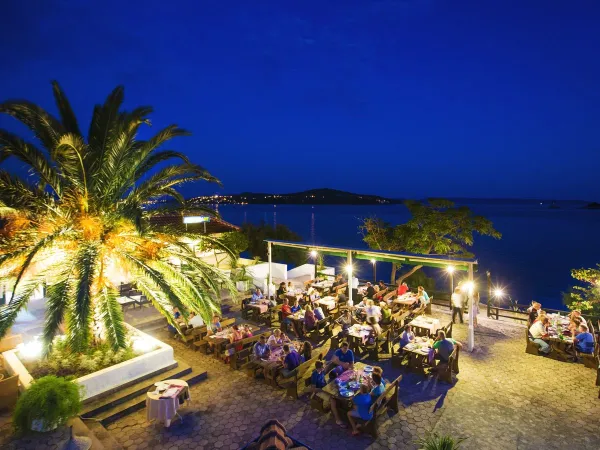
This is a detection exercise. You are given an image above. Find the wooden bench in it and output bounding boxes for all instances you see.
[182,325,207,347]
[197,317,237,353]
[282,353,323,399]
[357,329,391,361]
[0,375,19,411]
[353,375,401,438]
[382,290,396,304]
[304,318,333,342]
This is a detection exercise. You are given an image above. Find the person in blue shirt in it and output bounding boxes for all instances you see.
[370,372,386,399]
[291,298,302,314]
[280,344,302,378]
[310,360,327,389]
[332,342,354,370]
[574,324,595,355]
[347,384,373,435]
[251,289,264,302]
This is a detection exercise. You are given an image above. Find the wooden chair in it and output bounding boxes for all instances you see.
[0,375,19,411]
[390,326,408,368]
[436,346,460,384]
[305,318,332,342]
[229,332,271,370]
[354,375,401,438]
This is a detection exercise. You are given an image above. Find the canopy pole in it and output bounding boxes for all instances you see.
[267,242,272,298]
[347,250,353,306]
[467,263,475,352]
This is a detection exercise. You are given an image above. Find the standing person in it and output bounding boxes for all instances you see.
[472,291,480,327]
[365,282,376,299]
[365,300,382,323]
[527,302,542,324]
[451,287,464,324]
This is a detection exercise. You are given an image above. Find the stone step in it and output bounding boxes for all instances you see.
[81,362,191,418]
[85,369,208,427]
[86,420,124,450]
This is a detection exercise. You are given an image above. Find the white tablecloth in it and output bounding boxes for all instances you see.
[409,317,441,334]
[146,379,190,426]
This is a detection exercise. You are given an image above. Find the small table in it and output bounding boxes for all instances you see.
[403,337,433,375]
[146,379,190,427]
[322,363,373,412]
[288,312,306,337]
[257,340,303,386]
[409,316,441,336]
[316,297,337,311]
[346,324,372,352]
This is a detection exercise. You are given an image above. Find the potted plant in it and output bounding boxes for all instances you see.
[231,263,255,292]
[416,433,466,450]
[13,375,83,433]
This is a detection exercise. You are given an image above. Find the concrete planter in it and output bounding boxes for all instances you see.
[2,323,175,402]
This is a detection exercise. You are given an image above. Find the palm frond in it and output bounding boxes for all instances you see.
[95,283,126,350]
[51,81,81,136]
[0,275,44,339]
[67,243,98,352]
[0,100,63,150]
[43,272,74,353]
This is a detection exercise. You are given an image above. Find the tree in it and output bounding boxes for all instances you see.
[562,265,600,315]
[361,199,501,284]
[0,82,236,354]
[205,231,248,268]
[241,222,305,266]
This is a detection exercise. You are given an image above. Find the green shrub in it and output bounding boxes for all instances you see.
[13,376,83,434]
[416,433,466,450]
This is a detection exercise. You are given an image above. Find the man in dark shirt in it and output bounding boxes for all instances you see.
[528,302,542,323]
[365,282,376,299]
[280,344,302,378]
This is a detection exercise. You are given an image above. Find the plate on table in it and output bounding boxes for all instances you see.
[339,389,353,398]
[348,381,360,390]
[363,366,374,373]
[337,381,348,389]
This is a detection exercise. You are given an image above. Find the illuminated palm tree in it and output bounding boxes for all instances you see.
[0,82,236,353]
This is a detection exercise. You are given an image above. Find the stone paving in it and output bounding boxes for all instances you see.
[1,307,599,450]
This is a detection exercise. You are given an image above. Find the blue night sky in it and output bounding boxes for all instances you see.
[1,0,599,200]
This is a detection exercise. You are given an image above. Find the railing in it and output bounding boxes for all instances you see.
[486,300,600,325]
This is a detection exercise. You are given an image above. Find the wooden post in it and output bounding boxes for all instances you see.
[267,242,272,298]
[467,263,475,352]
[347,251,353,307]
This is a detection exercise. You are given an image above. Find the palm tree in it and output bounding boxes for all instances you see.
[0,82,236,353]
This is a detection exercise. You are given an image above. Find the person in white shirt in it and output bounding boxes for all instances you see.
[451,287,464,324]
[188,311,205,328]
[529,316,551,354]
[365,300,382,323]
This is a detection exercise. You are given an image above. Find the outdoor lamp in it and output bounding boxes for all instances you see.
[462,281,474,294]
[370,259,376,264]
[345,264,353,275]
[310,250,317,258]
[446,266,455,274]
[493,288,504,298]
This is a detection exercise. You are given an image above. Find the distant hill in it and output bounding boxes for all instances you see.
[189,188,401,205]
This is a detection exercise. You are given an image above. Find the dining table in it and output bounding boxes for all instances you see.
[322,362,372,401]
[408,316,442,336]
[345,324,373,352]
[205,323,260,354]
[258,340,304,386]
[247,299,271,314]
[315,296,337,311]
[392,292,418,307]
[146,379,190,427]
[402,336,434,375]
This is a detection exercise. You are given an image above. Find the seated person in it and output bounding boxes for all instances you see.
[362,316,383,346]
[568,317,582,335]
[313,305,325,321]
[276,282,287,299]
[380,302,392,324]
[300,341,312,362]
[569,310,588,327]
[347,384,373,435]
[241,324,253,339]
[336,309,354,336]
[365,282,376,299]
[303,305,317,334]
[251,289,264,302]
[432,330,459,363]
[291,298,302,313]
[370,372,386,399]
[188,311,205,328]
[574,324,594,355]
[417,286,430,305]
[167,307,182,334]
[529,316,551,355]
[310,360,327,389]
[400,325,416,348]
[527,301,542,323]
[365,300,382,323]
[267,329,289,348]
[253,334,270,360]
[397,282,409,296]
[281,298,293,326]
[331,341,354,371]
[207,315,222,334]
[279,344,302,378]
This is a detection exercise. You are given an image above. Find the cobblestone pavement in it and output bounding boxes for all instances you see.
[2,307,599,450]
